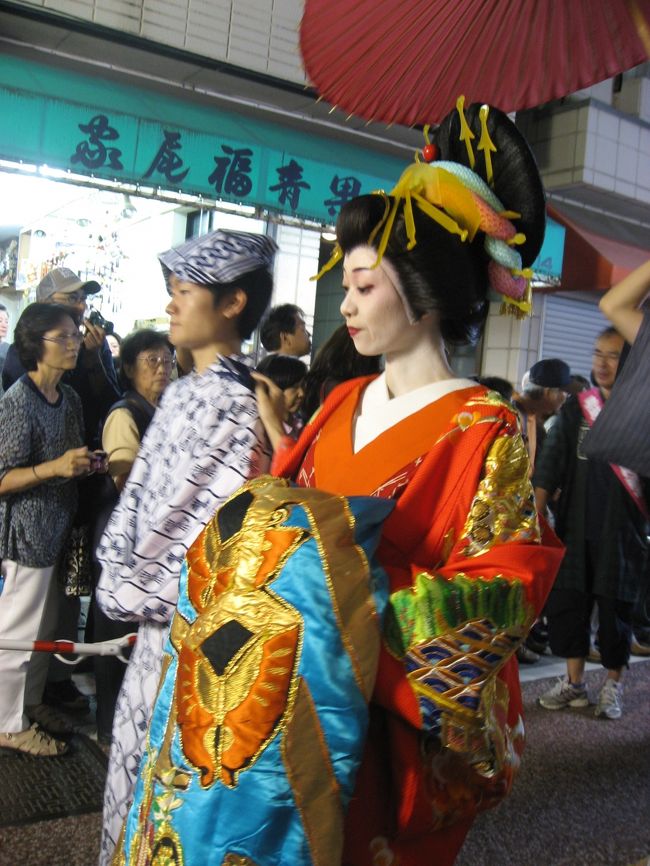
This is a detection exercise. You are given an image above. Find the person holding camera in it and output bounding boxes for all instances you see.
[0,303,97,755]
[2,268,121,716]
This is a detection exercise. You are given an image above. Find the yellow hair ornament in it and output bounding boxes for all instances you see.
[456,96,476,169]
[500,279,532,319]
[507,233,527,246]
[478,105,497,187]
[312,244,342,281]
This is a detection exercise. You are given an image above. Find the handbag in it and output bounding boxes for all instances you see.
[59,524,93,597]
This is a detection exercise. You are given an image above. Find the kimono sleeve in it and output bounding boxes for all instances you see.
[383,425,563,757]
[96,387,270,624]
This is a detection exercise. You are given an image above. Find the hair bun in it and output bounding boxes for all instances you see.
[433,103,546,268]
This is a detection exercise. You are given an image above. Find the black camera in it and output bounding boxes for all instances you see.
[88,309,114,335]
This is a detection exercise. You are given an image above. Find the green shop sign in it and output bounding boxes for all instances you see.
[0,56,406,225]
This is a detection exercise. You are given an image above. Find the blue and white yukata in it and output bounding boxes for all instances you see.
[96,354,270,866]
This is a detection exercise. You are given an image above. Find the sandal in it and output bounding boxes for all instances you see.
[0,723,69,756]
[27,703,76,735]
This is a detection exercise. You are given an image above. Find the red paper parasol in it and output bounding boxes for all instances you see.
[300,0,650,126]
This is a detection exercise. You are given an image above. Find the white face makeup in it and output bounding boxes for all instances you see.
[340,245,415,357]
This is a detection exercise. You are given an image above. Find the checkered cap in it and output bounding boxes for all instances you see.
[158,229,278,290]
[36,267,101,302]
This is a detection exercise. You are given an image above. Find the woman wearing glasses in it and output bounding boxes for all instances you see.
[92,329,174,745]
[0,303,89,756]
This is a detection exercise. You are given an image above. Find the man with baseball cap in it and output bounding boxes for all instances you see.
[2,266,121,716]
[513,358,572,664]
[515,358,572,471]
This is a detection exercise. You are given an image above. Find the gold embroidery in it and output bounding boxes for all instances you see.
[221,854,260,866]
[281,678,344,866]
[460,432,539,556]
[169,483,308,789]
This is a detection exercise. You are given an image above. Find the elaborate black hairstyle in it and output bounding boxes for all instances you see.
[334,101,546,345]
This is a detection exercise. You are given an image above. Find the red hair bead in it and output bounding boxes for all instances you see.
[422,143,438,162]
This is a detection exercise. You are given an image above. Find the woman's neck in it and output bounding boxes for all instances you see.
[28,366,63,403]
[383,332,455,398]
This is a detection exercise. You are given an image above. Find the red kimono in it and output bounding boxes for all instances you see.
[273,377,564,866]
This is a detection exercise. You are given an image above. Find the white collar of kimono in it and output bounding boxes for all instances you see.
[353,372,477,454]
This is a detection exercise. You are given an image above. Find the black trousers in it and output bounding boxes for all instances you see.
[546,587,633,670]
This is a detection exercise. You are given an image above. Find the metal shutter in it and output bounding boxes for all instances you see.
[540,295,610,379]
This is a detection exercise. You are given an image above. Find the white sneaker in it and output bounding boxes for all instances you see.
[538,676,589,710]
[595,679,623,720]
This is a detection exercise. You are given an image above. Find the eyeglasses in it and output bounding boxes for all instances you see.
[51,292,87,305]
[42,332,83,346]
[593,350,621,362]
[138,353,175,370]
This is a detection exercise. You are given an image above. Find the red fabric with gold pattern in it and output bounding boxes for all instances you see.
[273,376,564,866]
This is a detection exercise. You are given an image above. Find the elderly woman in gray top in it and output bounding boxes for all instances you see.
[0,302,90,756]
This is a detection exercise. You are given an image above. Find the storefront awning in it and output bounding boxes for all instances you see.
[0,55,406,225]
[548,201,650,292]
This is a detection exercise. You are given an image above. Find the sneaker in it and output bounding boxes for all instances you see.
[538,676,589,710]
[0,723,68,756]
[26,703,76,735]
[43,679,90,712]
[595,679,623,720]
[516,644,540,664]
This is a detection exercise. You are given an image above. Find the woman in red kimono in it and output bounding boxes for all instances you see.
[257,100,564,866]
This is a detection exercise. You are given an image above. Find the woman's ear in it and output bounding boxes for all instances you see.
[122,362,135,381]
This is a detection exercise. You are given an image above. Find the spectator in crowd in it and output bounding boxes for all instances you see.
[535,326,649,720]
[514,358,571,472]
[259,303,311,357]
[105,332,122,378]
[2,267,121,715]
[91,329,174,745]
[95,229,275,866]
[0,303,9,386]
[255,353,307,439]
[105,332,122,360]
[0,303,89,755]
[300,323,382,421]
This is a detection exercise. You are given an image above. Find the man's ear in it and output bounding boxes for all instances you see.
[220,288,248,320]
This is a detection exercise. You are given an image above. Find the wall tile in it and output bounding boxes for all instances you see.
[596,109,620,141]
[482,348,509,379]
[619,117,641,151]
[616,143,638,184]
[614,179,636,198]
[485,312,513,348]
[594,136,617,175]
[593,170,616,191]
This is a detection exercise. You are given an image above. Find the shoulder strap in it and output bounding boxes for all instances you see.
[107,391,156,441]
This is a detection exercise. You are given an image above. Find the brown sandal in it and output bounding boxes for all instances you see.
[0,723,69,756]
